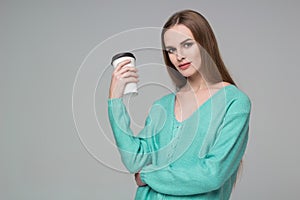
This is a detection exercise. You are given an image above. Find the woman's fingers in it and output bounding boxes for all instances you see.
[134,173,147,187]
[115,59,131,72]
[120,71,139,79]
[114,66,138,81]
[124,77,139,83]
[118,66,138,74]
[113,63,137,79]
[109,59,138,99]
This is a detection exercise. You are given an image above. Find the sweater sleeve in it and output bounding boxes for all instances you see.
[107,98,153,173]
[140,106,251,195]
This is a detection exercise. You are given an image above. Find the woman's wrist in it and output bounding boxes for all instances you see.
[108,93,121,99]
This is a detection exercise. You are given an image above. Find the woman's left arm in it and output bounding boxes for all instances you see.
[139,109,251,196]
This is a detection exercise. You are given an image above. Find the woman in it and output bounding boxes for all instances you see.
[108,9,251,200]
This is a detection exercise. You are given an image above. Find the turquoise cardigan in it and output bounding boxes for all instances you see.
[108,85,251,199]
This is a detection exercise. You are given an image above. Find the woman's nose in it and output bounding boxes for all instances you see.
[176,51,185,61]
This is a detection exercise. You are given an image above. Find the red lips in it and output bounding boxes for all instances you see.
[178,62,191,70]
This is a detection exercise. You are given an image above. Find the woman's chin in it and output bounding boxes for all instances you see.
[180,71,199,79]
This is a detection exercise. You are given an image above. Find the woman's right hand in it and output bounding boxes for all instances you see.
[109,59,139,99]
[135,172,147,187]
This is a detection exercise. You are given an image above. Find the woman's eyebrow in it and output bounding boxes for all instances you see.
[180,38,193,44]
[165,38,193,48]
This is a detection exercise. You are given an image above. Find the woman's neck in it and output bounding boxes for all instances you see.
[184,73,207,92]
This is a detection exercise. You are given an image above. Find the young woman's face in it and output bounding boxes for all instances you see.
[164,24,202,78]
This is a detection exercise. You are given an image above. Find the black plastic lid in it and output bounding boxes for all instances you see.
[111,52,135,65]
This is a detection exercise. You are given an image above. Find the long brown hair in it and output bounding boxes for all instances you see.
[161,9,236,89]
[161,9,243,184]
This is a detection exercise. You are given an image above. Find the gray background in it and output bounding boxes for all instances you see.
[1,0,300,199]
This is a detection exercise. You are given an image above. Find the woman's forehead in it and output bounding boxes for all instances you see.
[164,24,195,46]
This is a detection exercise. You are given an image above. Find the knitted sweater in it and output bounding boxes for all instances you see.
[108,85,251,200]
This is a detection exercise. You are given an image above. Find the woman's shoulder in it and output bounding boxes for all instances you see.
[145,93,174,117]
[224,84,251,114]
[152,92,175,106]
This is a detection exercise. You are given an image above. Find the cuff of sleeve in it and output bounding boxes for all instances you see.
[108,97,123,107]
[140,172,147,184]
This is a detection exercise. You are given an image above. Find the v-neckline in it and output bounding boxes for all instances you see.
[171,84,234,124]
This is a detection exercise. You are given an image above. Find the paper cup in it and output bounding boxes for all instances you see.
[111,52,138,95]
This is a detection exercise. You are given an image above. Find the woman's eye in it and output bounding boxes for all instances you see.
[166,48,175,54]
[183,42,193,48]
